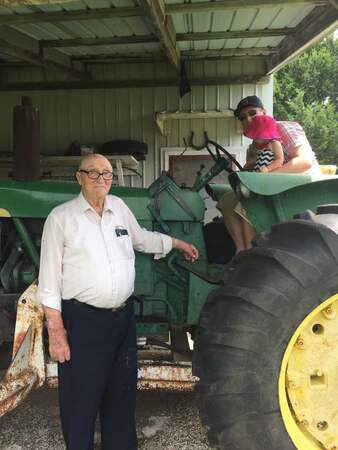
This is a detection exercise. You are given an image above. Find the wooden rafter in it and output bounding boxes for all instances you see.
[138,0,180,71]
[267,5,338,72]
[327,0,338,8]
[0,0,74,4]
[40,28,293,50]
[0,40,86,79]
[0,27,86,79]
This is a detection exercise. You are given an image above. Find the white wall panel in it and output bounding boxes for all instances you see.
[0,59,273,187]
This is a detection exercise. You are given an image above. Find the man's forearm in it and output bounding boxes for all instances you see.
[43,305,65,331]
[43,305,71,362]
[272,156,311,173]
[171,237,199,262]
[264,157,284,172]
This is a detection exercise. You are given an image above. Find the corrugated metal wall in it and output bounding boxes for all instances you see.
[0,59,273,187]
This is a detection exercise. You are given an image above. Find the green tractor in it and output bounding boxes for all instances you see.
[1,137,338,450]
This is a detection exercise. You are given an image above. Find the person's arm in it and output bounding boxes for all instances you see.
[121,201,199,261]
[243,144,256,170]
[171,237,198,262]
[37,213,70,363]
[43,306,70,363]
[260,140,284,173]
[270,144,311,173]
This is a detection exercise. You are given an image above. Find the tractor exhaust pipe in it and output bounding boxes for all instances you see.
[13,96,41,182]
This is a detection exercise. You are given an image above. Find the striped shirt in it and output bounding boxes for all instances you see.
[277,121,320,174]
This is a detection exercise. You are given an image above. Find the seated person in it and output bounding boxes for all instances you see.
[218,95,320,253]
[243,114,284,173]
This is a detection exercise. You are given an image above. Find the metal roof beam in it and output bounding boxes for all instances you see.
[0,26,87,79]
[40,35,158,49]
[70,48,274,63]
[138,0,180,71]
[183,47,278,58]
[177,28,294,40]
[166,0,328,14]
[267,5,338,72]
[0,75,270,91]
[40,28,293,50]
[0,6,144,26]
[0,1,329,27]
[0,39,86,78]
[70,54,265,64]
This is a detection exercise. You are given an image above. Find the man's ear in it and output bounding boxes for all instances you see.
[75,171,82,185]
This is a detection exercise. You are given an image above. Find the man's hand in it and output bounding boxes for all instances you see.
[48,327,71,363]
[44,306,71,363]
[172,238,199,262]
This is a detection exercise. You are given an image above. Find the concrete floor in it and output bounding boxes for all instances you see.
[0,387,212,450]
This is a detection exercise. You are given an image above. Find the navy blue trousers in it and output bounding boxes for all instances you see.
[58,298,137,450]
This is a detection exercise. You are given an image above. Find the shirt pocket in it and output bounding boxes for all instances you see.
[115,233,134,260]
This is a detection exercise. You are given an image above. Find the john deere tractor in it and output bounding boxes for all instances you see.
[1,136,338,450]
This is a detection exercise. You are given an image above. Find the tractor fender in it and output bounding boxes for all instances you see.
[232,171,338,197]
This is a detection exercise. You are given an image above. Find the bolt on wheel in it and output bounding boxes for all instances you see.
[280,294,338,450]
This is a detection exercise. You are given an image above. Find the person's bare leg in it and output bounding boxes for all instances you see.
[242,219,256,249]
[223,212,247,253]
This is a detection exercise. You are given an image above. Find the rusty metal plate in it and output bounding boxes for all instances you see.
[46,359,199,391]
[0,282,45,418]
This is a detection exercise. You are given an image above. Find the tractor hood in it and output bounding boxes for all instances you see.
[0,180,151,219]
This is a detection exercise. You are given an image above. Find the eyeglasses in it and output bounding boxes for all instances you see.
[78,169,113,180]
[238,109,259,122]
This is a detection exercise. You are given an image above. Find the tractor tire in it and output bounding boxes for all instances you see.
[195,216,338,450]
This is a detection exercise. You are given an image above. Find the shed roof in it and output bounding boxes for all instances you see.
[0,0,336,87]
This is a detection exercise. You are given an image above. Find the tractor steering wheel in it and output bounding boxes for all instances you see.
[188,131,244,172]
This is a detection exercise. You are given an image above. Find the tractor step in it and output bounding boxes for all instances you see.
[45,359,198,392]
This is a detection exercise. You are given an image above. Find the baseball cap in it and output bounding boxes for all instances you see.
[233,95,264,118]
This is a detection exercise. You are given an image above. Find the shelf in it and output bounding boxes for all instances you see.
[155,110,235,136]
[0,154,139,169]
[0,154,139,185]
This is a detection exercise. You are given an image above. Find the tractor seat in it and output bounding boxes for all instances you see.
[320,165,337,175]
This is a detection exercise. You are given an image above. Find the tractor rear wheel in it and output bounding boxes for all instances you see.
[196,217,338,450]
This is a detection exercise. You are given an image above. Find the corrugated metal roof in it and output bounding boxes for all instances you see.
[0,0,325,55]
[0,0,336,79]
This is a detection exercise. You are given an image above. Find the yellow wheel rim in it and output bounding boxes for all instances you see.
[279,294,338,450]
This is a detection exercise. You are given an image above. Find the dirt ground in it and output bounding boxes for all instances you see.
[0,387,212,450]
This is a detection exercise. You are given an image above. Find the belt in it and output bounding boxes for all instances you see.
[67,298,127,312]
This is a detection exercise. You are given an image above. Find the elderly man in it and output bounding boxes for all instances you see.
[37,153,198,450]
[218,95,320,252]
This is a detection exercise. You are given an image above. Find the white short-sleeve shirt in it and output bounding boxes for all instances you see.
[37,192,172,311]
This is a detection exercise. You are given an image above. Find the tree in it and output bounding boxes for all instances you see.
[274,35,338,164]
